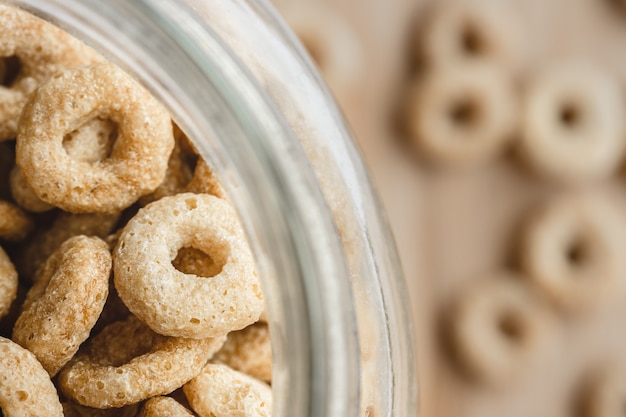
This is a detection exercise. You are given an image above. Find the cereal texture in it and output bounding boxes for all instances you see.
[214,322,272,383]
[0,246,17,320]
[0,200,33,241]
[0,4,102,141]
[184,363,272,417]
[12,235,111,376]
[0,336,64,416]
[16,61,175,213]
[186,159,226,199]
[58,315,226,408]
[114,193,264,339]
[9,166,54,213]
[138,396,195,417]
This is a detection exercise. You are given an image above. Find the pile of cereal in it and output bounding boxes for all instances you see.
[0,5,271,416]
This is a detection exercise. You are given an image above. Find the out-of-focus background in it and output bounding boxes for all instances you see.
[271,0,626,416]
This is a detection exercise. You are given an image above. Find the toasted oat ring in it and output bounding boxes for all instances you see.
[139,397,195,417]
[184,363,272,417]
[0,200,33,241]
[518,63,626,183]
[58,315,226,409]
[213,322,272,383]
[114,193,264,338]
[419,0,525,70]
[16,61,175,213]
[406,62,517,166]
[520,194,625,312]
[447,273,551,384]
[0,5,102,141]
[12,235,111,376]
[63,401,139,417]
[0,336,64,416]
[0,246,17,319]
[186,159,226,199]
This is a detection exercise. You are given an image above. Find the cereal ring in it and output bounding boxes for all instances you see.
[58,315,226,409]
[0,199,33,241]
[139,397,195,417]
[520,193,625,312]
[0,336,64,416]
[184,363,272,417]
[63,401,140,417]
[16,211,119,281]
[186,159,226,199]
[16,61,175,213]
[406,62,517,166]
[0,246,17,320]
[419,0,525,70]
[114,193,264,338]
[9,165,54,213]
[446,273,551,384]
[0,4,102,141]
[213,322,272,383]
[12,235,111,376]
[518,63,626,183]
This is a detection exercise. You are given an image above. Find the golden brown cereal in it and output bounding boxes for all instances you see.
[186,159,226,199]
[520,193,626,312]
[419,0,525,70]
[63,401,140,417]
[58,315,226,409]
[0,4,102,141]
[138,396,195,417]
[406,62,517,167]
[16,61,175,213]
[9,165,54,212]
[446,273,552,384]
[213,322,272,383]
[0,199,33,241]
[518,63,626,184]
[0,246,17,320]
[184,363,272,417]
[114,193,264,339]
[16,211,119,281]
[12,235,111,376]
[0,336,64,416]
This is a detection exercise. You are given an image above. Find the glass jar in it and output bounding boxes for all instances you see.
[7,0,418,416]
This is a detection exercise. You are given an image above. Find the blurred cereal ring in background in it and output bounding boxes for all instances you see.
[418,0,525,71]
[12,235,111,376]
[581,362,626,417]
[16,61,175,214]
[518,63,626,184]
[58,315,226,409]
[520,193,626,312]
[445,272,552,384]
[184,363,272,417]
[0,200,33,241]
[0,247,17,320]
[114,193,264,339]
[406,62,517,167]
[0,336,64,416]
[0,5,102,141]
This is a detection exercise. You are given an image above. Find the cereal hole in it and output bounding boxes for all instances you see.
[173,247,224,277]
[459,22,484,56]
[448,97,481,130]
[62,117,118,163]
[16,390,28,401]
[558,102,582,129]
[0,55,21,87]
[565,237,589,269]
[497,311,524,343]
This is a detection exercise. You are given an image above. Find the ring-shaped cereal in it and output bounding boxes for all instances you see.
[16,61,175,213]
[406,62,517,166]
[0,200,33,241]
[12,235,111,376]
[114,193,264,339]
[518,63,626,183]
[419,0,526,70]
[520,194,626,312]
[447,273,552,384]
[139,397,195,417]
[184,363,272,417]
[0,5,102,141]
[213,322,272,383]
[9,166,54,213]
[63,401,139,417]
[0,336,64,416]
[0,246,17,320]
[58,315,226,409]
